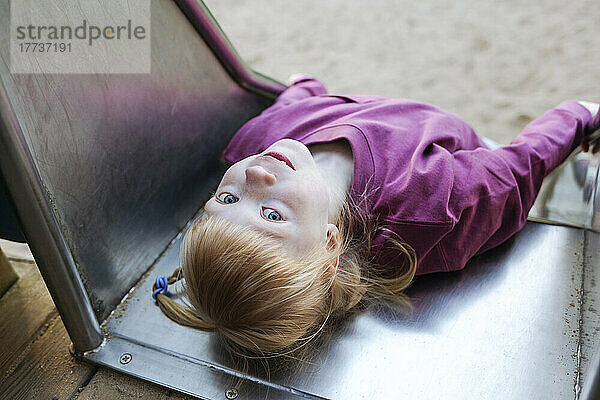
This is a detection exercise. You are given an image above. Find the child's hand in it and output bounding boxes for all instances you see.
[581,130,600,154]
[577,101,600,154]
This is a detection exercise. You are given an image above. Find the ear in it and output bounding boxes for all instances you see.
[325,224,341,271]
[325,224,341,251]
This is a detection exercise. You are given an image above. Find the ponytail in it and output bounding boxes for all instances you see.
[152,267,216,331]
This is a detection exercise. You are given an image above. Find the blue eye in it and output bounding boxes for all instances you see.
[217,192,238,204]
[262,207,283,221]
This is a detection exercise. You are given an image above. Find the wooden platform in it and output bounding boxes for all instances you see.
[0,243,194,399]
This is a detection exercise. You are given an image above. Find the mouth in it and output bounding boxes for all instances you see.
[261,152,295,170]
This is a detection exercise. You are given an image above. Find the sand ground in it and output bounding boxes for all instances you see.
[204,0,599,145]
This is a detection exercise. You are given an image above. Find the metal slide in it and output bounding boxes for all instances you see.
[1,1,599,398]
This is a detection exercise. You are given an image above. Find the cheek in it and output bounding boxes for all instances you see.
[288,174,329,211]
[219,158,251,186]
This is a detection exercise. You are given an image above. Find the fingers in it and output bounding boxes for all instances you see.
[591,131,600,154]
[587,136,600,154]
[581,128,600,153]
[581,142,588,153]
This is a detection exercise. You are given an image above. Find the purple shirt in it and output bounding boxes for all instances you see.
[223,78,597,275]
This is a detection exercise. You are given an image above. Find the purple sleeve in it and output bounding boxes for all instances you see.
[274,78,328,106]
[440,100,593,271]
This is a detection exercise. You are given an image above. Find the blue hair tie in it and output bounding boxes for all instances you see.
[152,275,169,300]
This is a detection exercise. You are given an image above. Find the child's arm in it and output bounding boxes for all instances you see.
[440,100,597,271]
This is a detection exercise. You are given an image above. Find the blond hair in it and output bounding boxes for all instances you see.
[154,200,417,357]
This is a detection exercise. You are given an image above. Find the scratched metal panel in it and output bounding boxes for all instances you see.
[0,0,272,319]
[81,99,599,396]
[1,0,598,396]
[93,221,593,399]
[530,151,600,232]
[579,229,600,398]
[89,152,600,398]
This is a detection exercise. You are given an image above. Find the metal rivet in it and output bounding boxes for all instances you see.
[225,388,238,399]
[119,353,132,364]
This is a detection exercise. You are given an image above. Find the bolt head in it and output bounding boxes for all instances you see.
[119,353,132,364]
[225,388,238,399]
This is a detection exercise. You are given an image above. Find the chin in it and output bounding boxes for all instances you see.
[270,139,313,167]
[272,138,308,152]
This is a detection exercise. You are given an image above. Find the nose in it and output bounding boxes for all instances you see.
[245,165,276,186]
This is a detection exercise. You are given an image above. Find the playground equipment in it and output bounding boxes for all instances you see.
[1,1,599,398]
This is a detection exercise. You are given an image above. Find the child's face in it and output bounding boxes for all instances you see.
[204,139,334,257]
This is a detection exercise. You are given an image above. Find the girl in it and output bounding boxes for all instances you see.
[152,77,600,357]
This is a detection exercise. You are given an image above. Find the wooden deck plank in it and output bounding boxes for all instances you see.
[77,368,194,400]
[0,247,18,296]
[0,314,97,400]
[0,239,34,262]
[0,260,57,372]
[0,256,195,399]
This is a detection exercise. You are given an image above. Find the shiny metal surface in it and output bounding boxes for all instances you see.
[2,0,599,397]
[0,82,103,350]
[175,0,285,99]
[529,151,600,232]
[580,229,600,399]
[91,221,597,399]
[0,0,273,350]
[581,348,600,400]
[84,335,319,400]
